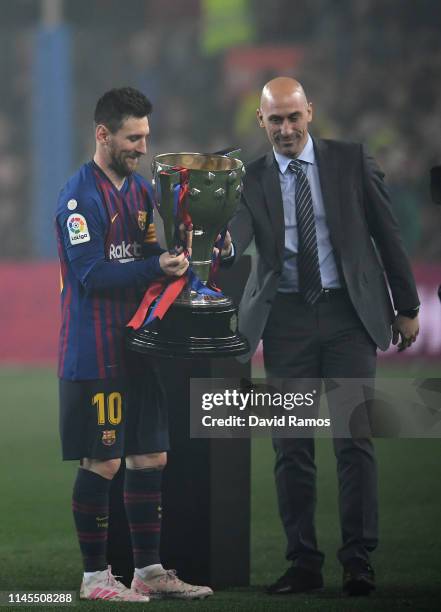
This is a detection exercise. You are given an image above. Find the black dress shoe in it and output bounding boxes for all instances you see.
[267,566,324,595]
[342,558,375,596]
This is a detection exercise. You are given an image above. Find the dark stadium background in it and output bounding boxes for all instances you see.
[1,1,440,610]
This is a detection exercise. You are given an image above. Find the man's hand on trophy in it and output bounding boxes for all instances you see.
[159,249,189,277]
[177,222,193,257]
[213,230,233,259]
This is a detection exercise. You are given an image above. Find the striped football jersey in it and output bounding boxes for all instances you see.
[56,161,164,380]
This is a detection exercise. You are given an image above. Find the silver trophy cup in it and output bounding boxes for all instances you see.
[126,152,249,358]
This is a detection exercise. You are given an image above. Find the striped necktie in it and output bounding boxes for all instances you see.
[289,160,322,304]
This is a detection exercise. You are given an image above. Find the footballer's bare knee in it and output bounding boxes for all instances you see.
[81,457,122,479]
[126,452,167,470]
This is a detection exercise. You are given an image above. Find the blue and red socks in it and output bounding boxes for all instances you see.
[123,468,163,568]
[72,468,111,572]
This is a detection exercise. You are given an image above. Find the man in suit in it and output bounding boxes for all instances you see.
[223,77,420,596]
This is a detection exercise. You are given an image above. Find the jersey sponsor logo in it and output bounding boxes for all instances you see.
[108,240,142,261]
[67,214,90,245]
[102,430,116,446]
[138,210,147,230]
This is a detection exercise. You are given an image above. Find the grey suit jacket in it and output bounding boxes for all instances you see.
[228,138,420,361]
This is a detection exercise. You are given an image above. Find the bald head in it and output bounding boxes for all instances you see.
[260,77,307,109]
[257,77,312,158]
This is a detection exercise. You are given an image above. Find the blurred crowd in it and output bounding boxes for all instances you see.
[1,0,440,260]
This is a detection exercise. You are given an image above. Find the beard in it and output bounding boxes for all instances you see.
[274,129,306,156]
[108,147,139,178]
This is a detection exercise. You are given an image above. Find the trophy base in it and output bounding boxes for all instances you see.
[126,297,249,358]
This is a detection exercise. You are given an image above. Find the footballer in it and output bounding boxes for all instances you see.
[55,87,213,602]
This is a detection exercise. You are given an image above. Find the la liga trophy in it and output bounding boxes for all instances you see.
[126,152,249,358]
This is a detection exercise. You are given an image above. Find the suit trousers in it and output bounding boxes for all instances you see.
[262,290,378,570]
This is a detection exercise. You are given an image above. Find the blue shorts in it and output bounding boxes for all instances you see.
[59,362,169,460]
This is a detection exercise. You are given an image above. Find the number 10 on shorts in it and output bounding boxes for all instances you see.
[92,392,122,425]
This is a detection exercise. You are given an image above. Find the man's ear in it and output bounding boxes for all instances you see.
[96,124,110,144]
[256,109,265,128]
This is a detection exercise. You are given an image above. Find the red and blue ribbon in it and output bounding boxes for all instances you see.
[127,168,224,331]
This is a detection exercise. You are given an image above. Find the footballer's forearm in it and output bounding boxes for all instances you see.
[76,256,163,291]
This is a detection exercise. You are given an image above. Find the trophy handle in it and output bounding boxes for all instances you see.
[153,168,182,250]
[212,146,242,158]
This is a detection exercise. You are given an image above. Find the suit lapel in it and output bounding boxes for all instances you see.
[261,152,285,262]
[313,138,342,254]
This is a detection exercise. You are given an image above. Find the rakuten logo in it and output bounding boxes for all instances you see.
[108,241,142,261]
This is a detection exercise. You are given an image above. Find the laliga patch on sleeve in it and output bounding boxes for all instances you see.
[67,213,91,245]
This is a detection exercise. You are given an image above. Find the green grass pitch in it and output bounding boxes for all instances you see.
[0,367,440,611]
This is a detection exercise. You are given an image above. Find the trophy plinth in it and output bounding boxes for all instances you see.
[126,152,249,358]
[127,295,247,358]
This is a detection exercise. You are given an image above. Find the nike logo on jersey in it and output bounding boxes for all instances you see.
[109,241,142,261]
[111,212,119,223]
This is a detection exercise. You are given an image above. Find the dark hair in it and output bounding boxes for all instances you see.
[94,87,153,133]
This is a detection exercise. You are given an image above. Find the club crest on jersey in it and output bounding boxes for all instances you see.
[102,430,116,446]
[67,213,90,245]
[138,210,147,230]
